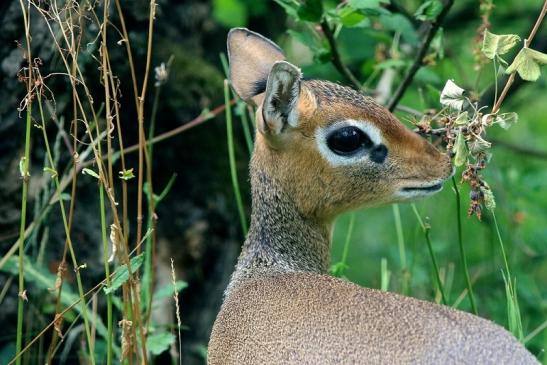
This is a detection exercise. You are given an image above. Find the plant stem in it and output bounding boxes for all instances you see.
[411,204,447,305]
[341,213,356,270]
[224,80,248,235]
[36,92,95,364]
[392,204,409,295]
[16,1,33,362]
[15,75,31,365]
[452,177,478,314]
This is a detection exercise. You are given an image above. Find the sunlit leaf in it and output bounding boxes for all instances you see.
[506,47,547,81]
[481,30,520,60]
[82,168,100,179]
[453,130,467,167]
[440,79,466,110]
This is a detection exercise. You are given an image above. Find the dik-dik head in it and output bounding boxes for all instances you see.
[228,28,453,221]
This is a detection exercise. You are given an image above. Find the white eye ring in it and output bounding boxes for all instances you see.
[315,119,383,167]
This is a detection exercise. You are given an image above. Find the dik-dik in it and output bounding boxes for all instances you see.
[208,28,538,364]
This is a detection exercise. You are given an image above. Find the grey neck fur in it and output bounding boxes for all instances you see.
[225,170,331,296]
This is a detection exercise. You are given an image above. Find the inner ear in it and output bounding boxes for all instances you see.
[261,61,302,135]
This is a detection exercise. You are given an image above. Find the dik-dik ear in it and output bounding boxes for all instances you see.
[227,28,285,106]
[260,61,302,135]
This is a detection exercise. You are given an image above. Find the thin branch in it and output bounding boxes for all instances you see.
[387,0,454,111]
[320,20,363,91]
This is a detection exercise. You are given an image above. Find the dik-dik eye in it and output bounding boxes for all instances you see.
[327,126,373,156]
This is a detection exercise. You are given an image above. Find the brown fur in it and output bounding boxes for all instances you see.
[208,28,538,364]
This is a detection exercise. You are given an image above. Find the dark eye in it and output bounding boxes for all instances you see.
[326,126,372,155]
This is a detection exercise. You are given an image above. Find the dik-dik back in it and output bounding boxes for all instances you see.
[208,28,538,364]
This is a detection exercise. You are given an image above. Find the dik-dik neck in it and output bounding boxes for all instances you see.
[227,168,332,294]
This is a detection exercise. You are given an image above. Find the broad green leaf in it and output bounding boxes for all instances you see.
[213,0,248,27]
[506,47,547,81]
[103,254,144,294]
[481,30,520,60]
[495,112,518,130]
[337,7,368,27]
[147,332,176,355]
[82,168,100,179]
[297,0,323,22]
[440,80,466,110]
[414,0,442,21]
[453,131,467,167]
[118,168,135,181]
[153,280,188,301]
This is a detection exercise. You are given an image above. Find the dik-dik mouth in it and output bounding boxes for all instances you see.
[401,183,443,194]
[397,181,444,199]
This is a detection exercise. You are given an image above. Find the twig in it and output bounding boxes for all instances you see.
[492,0,547,113]
[320,20,363,91]
[387,0,454,111]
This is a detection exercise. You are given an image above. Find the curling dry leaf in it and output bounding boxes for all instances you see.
[506,47,547,81]
[440,80,466,111]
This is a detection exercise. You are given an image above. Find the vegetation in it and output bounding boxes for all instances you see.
[0,0,545,364]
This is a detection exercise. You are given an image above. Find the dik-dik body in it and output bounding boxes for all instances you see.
[208,28,538,364]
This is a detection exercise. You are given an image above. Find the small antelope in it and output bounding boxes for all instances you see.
[208,28,538,364]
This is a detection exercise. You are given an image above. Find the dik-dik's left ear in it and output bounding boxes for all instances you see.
[259,61,302,135]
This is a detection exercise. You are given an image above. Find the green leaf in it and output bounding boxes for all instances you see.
[103,254,145,294]
[273,0,299,18]
[82,168,100,179]
[440,79,466,110]
[153,280,188,302]
[213,0,248,27]
[118,168,135,181]
[454,111,469,125]
[494,112,518,130]
[147,332,176,355]
[337,7,368,27]
[297,0,323,22]
[505,47,547,81]
[453,130,467,167]
[481,30,520,60]
[379,14,418,45]
[414,0,442,21]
